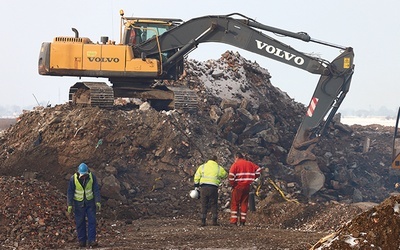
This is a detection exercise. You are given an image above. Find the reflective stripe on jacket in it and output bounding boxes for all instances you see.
[229,159,261,187]
[194,160,227,186]
[73,172,94,201]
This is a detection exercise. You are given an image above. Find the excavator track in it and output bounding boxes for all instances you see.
[69,82,114,108]
[168,87,198,111]
[69,82,198,111]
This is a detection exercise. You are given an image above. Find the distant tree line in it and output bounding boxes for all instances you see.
[340,106,398,118]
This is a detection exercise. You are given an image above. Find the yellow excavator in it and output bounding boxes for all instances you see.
[38,10,355,197]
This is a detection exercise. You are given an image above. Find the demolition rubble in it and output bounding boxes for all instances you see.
[0,51,398,249]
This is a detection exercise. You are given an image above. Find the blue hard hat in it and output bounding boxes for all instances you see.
[78,163,89,175]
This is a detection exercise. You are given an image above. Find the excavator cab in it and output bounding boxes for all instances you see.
[120,16,186,80]
[122,18,181,45]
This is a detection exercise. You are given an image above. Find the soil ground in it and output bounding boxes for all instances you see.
[62,216,327,250]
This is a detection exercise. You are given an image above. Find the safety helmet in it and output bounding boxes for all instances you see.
[78,163,89,175]
[189,189,200,199]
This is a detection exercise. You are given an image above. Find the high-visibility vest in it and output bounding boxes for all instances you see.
[194,160,227,186]
[73,172,94,201]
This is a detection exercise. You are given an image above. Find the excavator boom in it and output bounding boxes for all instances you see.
[136,14,329,75]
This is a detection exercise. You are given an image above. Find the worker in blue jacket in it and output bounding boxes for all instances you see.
[67,163,101,248]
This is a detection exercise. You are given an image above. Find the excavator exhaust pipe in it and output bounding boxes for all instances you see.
[71,28,79,38]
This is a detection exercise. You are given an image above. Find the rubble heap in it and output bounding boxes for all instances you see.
[312,194,400,249]
[0,176,74,249]
[0,51,398,248]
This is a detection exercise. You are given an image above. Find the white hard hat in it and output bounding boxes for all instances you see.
[189,189,200,199]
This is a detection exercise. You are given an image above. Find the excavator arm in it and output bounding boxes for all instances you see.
[136,14,329,73]
[135,13,355,196]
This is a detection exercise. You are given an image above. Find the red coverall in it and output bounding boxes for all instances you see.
[229,158,261,225]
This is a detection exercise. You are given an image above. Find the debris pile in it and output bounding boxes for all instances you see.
[312,194,400,249]
[0,176,73,249]
[0,51,398,248]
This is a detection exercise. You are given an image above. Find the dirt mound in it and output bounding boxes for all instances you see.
[0,51,397,249]
[258,195,365,232]
[312,194,400,249]
[0,176,74,249]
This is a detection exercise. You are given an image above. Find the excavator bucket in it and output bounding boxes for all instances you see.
[296,160,325,198]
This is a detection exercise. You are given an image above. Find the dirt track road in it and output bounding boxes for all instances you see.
[63,216,326,250]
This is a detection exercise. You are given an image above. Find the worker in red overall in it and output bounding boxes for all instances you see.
[229,152,261,226]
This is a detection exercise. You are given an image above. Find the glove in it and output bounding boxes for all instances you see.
[67,206,72,214]
[96,202,101,211]
[195,187,199,191]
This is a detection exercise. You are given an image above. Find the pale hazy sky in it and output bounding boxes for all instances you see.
[1,1,399,113]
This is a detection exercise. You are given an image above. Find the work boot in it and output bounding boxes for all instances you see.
[78,241,86,248]
[88,241,98,248]
[200,218,206,227]
[212,219,219,226]
[240,222,245,226]
[211,214,219,226]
